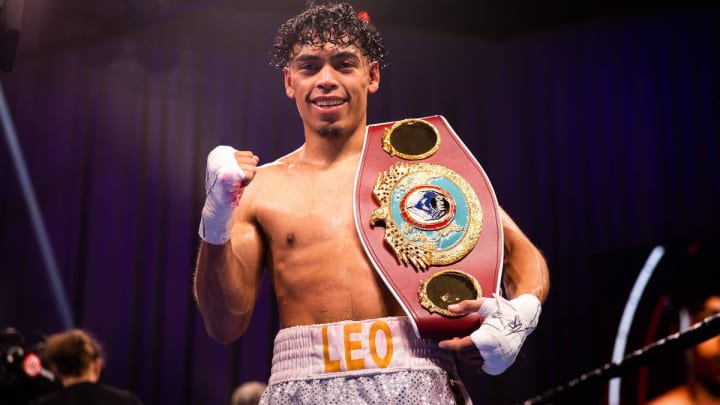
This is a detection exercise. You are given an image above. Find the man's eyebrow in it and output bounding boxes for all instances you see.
[292,54,322,64]
[292,51,361,64]
[330,51,361,61]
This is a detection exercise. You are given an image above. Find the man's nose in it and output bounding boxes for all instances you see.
[316,65,339,90]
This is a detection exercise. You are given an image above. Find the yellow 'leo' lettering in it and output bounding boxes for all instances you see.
[322,325,341,372]
[369,321,393,368]
[322,321,395,372]
[344,323,365,370]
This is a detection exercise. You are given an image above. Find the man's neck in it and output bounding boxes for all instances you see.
[301,124,366,166]
[61,370,98,387]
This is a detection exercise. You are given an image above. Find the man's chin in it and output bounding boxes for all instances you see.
[311,115,356,138]
[318,126,342,138]
[314,120,344,138]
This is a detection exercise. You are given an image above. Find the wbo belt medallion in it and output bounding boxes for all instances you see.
[354,116,503,339]
[370,162,482,270]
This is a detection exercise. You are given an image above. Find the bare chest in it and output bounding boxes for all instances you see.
[250,163,404,324]
[256,167,359,248]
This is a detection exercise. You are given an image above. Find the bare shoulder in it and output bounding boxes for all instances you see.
[499,206,521,232]
[499,206,529,245]
[646,386,693,405]
[237,148,310,221]
[245,149,301,192]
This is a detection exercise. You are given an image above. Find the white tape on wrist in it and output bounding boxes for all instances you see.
[470,293,541,375]
[198,145,246,245]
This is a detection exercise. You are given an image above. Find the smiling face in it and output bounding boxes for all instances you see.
[283,41,380,139]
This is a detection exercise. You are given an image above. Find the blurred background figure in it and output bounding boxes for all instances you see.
[230,380,266,405]
[647,240,720,405]
[30,329,142,405]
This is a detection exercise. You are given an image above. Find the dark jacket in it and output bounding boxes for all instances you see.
[30,382,142,405]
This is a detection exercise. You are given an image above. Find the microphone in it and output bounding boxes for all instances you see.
[4,345,55,382]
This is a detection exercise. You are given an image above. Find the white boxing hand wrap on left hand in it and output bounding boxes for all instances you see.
[470,293,541,375]
[198,145,246,245]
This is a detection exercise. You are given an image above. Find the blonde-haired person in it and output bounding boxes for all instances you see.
[30,329,142,405]
[231,381,267,405]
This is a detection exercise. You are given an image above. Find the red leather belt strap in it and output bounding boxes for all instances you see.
[354,115,503,339]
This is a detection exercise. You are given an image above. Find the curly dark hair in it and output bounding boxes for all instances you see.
[270,2,386,70]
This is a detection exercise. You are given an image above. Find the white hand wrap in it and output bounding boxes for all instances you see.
[470,293,541,375]
[198,145,246,245]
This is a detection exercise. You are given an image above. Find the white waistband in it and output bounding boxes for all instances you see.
[268,317,457,384]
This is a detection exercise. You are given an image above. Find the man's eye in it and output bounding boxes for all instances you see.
[338,61,356,70]
[297,62,319,71]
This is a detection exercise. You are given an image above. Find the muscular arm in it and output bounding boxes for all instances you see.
[438,207,549,375]
[193,147,263,344]
[500,208,549,301]
[194,208,265,344]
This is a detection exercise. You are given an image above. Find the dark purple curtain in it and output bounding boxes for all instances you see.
[2,3,719,404]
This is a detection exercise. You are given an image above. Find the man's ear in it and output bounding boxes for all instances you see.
[368,61,380,94]
[89,358,103,383]
[283,68,295,99]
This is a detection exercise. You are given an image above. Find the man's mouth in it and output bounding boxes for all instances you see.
[312,98,346,107]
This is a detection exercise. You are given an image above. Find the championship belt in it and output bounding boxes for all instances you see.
[354,115,503,339]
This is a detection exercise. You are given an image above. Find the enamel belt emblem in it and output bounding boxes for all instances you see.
[370,162,482,271]
[355,116,504,338]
